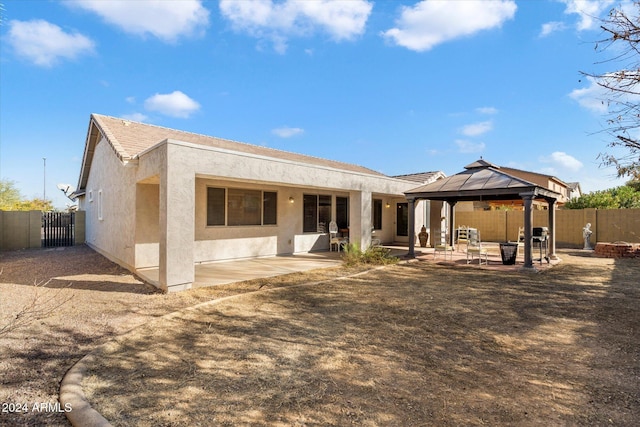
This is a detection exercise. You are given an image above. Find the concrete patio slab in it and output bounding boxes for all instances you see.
[136,251,344,290]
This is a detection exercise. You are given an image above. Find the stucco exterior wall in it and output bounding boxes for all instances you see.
[82,136,138,269]
[81,136,426,290]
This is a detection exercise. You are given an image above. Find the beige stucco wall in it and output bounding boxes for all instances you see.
[80,136,139,270]
[81,137,424,291]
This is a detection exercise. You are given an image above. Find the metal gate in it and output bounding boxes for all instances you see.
[42,212,75,247]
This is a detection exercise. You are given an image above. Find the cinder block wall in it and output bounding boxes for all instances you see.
[0,210,41,251]
[455,208,640,247]
[74,210,86,245]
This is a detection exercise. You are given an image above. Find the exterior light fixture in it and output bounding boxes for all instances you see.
[289,197,295,203]
[385,202,390,208]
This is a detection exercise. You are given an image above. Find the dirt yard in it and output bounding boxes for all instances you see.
[1,245,639,426]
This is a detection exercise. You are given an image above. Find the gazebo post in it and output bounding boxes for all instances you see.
[448,201,457,247]
[546,197,559,261]
[407,197,416,258]
[521,193,534,269]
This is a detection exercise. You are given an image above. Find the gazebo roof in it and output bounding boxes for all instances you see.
[405,159,560,202]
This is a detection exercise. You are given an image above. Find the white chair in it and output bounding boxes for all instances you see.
[466,229,488,265]
[371,228,381,247]
[329,221,344,251]
[434,229,453,260]
[455,226,470,252]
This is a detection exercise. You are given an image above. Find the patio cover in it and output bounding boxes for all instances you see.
[404,159,561,269]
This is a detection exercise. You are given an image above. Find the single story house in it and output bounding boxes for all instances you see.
[74,114,443,292]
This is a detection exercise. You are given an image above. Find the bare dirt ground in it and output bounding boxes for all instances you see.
[1,246,639,426]
[0,246,366,426]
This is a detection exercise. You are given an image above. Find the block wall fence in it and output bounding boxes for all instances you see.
[455,208,640,248]
[0,210,85,251]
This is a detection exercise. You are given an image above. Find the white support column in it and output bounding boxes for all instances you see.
[159,145,195,292]
[349,190,372,250]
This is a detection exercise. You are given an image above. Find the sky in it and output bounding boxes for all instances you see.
[0,0,635,209]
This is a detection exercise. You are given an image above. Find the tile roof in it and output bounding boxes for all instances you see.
[91,114,386,176]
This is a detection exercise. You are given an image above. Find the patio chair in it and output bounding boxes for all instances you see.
[455,226,470,251]
[329,221,346,251]
[467,229,488,265]
[434,229,454,260]
[517,226,525,243]
[371,229,381,247]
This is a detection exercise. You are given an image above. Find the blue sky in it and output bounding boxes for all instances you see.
[0,0,633,209]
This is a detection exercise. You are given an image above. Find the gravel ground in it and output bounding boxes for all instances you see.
[0,245,364,426]
[1,245,638,426]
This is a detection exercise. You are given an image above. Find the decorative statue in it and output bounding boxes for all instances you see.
[583,223,593,250]
[418,226,429,247]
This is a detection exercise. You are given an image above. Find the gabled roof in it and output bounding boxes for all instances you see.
[499,166,568,187]
[405,160,561,201]
[77,114,387,192]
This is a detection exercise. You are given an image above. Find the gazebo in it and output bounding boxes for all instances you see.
[404,159,561,269]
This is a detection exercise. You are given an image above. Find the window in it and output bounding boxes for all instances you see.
[373,199,382,230]
[207,187,277,226]
[336,196,349,229]
[263,192,277,225]
[97,190,103,221]
[207,188,225,226]
[303,194,332,232]
[228,188,261,226]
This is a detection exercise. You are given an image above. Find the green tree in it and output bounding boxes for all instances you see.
[0,178,53,211]
[0,179,23,209]
[565,184,640,209]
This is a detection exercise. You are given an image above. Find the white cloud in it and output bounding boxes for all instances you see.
[67,0,209,43]
[476,106,498,115]
[272,126,304,138]
[455,139,486,153]
[539,21,566,37]
[219,0,372,53]
[7,19,95,67]
[382,0,516,52]
[144,91,200,118]
[559,0,614,31]
[461,121,493,137]
[569,76,609,114]
[540,151,583,172]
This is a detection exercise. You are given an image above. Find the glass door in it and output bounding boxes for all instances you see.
[395,202,408,242]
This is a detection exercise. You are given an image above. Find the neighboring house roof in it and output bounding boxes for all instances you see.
[392,171,445,184]
[499,165,568,188]
[567,181,582,194]
[405,159,561,201]
[77,114,388,193]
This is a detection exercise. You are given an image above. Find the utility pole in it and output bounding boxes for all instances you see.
[43,157,46,201]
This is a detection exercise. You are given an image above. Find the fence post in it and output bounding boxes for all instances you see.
[74,211,85,245]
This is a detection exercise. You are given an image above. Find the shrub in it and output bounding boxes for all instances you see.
[341,243,399,266]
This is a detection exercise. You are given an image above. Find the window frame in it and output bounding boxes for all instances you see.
[206,186,278,227]
[373,198,382,230]
[303,194,333,233]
